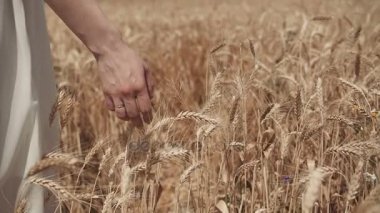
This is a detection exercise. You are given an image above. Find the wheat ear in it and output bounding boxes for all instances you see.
[302,167,335,213]
[180,162,203,184]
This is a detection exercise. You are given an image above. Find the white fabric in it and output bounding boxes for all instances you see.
[0,0,58,212]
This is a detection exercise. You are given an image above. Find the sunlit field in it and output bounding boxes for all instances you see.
[17,0,380,212]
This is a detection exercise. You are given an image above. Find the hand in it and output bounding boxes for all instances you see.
[96,40,154,125]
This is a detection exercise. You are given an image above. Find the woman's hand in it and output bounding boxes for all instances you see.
[96,40,153,125]
[45,0,153,125]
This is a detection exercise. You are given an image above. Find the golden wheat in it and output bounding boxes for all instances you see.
[20,0,380,212]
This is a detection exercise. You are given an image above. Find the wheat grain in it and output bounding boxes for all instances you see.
[202,72,223,114]
[83,138,112,167]
[326,141,380,158]
[176,111,218,125]
[248,39,255,59]
[29,177,76,200]
[145,117,176,137]
[339,78,367,98]
[312,16,332,21]
[27,158,79,177]
[229,96,240,124]
[295,89,302,121]
[157,146,191,163]
[234,160,260,177]
[15,199,27,213]
[180,162,203,184]
[99,148,112,174]
[210,42,226,54]
[346,160,364,203]
[101,192,115,213]
[229,141,245,151]
[109,152,125,176]
[40,2,380,212]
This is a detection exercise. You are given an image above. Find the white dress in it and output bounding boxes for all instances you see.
[0,0,58,212]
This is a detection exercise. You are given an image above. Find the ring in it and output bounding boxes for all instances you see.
[115,105,124,108]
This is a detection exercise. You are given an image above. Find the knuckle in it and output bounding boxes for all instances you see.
[133,81,145,92]
[103,88,113,95]
[133,74,146,89]
[118,86,132,95]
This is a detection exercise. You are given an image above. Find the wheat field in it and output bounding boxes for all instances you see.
[16,0,380,212]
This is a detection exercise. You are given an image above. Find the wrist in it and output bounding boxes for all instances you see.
[86,28,123,59]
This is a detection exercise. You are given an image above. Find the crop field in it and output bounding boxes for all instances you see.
[17,0,380,212]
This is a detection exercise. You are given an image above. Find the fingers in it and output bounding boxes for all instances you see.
[144,68,155,99]
[104,94,115,111]
[142,109,153,124]
[105,67,154,125]
[109,93,152,124]
[131,116,143,127]
[123,96,143,126]
[123,96,139,118]
[136,87,153,123]
[113,98,128,120]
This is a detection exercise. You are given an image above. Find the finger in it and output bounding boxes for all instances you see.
[143,111,153,124]
[113,97,128,120]
[144,68,155,99]
[136,87,153,123]
[131,116,143,127]
[104,94,115,111]
[123,96,143,126]
[123,96,139,119]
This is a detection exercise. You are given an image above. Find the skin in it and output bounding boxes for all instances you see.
[45,0,153,125]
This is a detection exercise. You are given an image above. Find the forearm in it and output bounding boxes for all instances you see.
[45,0,121,57]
